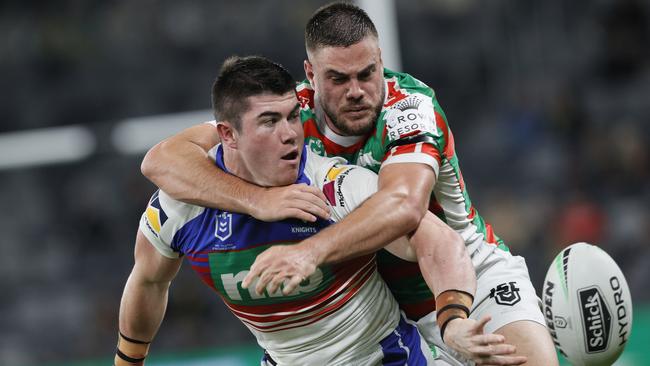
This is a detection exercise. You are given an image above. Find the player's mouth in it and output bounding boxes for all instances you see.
[281,149,299,161]
[343,105,370,118]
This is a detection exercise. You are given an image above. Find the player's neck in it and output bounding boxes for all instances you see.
[222,149,259,186]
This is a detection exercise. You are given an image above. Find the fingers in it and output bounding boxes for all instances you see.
[473,314,492,333]
[475,355,527,365]
[293,185,330,220]
[471,343,516,357]
[242,261,264,289]
[282,274,305,295]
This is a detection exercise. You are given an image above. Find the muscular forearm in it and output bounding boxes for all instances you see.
[142,138,262,211]
[118,271,171,342]
[306,187,423,264]
[411,214,476,297]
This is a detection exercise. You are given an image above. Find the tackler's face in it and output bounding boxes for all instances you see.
[236,92,304,187]
[305,36,385,137]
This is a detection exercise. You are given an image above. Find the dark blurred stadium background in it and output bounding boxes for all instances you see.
[1,0,648,365]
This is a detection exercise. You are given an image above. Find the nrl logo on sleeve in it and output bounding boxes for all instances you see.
[215,212,232,241]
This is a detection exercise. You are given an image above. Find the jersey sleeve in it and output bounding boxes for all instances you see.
[382,92,449,177]
[307,151,378,221]
[139,190,204,258]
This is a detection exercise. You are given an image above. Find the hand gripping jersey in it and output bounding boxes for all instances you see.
[297,68,510,320]
[139,145,433,365]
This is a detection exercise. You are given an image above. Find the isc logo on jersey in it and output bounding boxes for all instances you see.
[221,268,324,301]
[144,191,168,237]
[542,242,632,366]
[385,95,437,141]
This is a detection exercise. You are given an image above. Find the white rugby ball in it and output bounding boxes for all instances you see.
[542,242,633,366]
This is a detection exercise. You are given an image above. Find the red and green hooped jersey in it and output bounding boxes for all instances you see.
[139,146,404,365]
[297,68,509,320]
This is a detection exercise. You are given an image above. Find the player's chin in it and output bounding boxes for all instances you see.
[274,166,300,186]
[343,117,375,135]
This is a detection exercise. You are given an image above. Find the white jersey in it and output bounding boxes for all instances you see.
[139,146,431,365]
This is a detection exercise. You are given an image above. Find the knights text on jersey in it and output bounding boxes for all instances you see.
[139,146,405,365]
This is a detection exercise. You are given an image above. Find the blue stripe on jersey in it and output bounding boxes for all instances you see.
[380,316,429,366]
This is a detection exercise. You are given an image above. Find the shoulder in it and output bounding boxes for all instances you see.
[304,149,378,220]
[304,148,347,185]
[140,190,206,258]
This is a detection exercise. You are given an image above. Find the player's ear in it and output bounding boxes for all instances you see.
[304,59,315,85]
[216,121,238,149]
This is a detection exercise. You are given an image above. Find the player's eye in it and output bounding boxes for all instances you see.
[358,67,375,81]
[330,76,346,84]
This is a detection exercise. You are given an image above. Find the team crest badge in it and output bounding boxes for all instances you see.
[215,212,232,241]
[489,281,521,306]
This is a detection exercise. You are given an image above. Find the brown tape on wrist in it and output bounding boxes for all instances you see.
[435,290,474,342]
[115,332,150,365]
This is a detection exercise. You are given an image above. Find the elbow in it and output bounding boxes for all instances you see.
[392,193,428,233]
[140,141,168,183]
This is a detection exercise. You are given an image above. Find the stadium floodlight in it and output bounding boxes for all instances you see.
[0,125,95,170]
[111,109,214,155]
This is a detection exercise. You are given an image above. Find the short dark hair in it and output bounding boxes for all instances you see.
[305,2,378,53]
[212,56,295,130]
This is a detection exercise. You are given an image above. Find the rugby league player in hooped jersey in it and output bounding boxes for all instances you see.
[140,3,556,366]
[117,56,447,366]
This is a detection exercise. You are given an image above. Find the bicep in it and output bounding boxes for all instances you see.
[168,123,220,152]
[133,230,183,284]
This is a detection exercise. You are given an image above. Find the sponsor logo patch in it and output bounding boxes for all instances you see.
[144,191,168,236]
[579,286,611,353]
[385,95,437,141]
[490,281,521,306]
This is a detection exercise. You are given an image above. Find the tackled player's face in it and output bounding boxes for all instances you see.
[305,36,385,136]
[234,92,304,187]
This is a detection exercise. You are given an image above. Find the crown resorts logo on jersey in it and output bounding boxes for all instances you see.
[385,95,437,142]
[144,191,168,237]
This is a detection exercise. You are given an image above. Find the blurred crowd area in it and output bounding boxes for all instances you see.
[1,0,648,365]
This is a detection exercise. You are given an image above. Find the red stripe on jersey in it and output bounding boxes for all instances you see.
[484,222,498,245]
[303,118,366,156]
[237,262,375,332]
[384,80,408,107]
[190,264,211,273]
[467,206,476,220]
[420,143,442,165]
[393,144,417,156]
[399,297,437,321]
[435,111,453,159]
[225,255,374,316]
[186,254,209,262]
